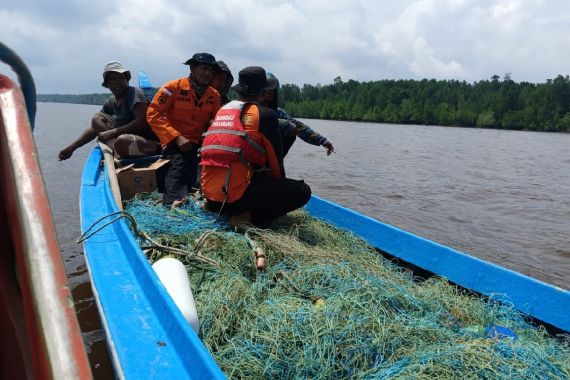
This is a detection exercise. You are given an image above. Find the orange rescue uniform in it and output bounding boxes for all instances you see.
[201,103,282,203]
[147,77,221,147]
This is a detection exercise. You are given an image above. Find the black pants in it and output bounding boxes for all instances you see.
[207,176,311,227]
[162,144,200,205]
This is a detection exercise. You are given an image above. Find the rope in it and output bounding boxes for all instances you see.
[77,211,138,243]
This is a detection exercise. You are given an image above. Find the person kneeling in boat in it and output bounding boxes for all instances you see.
[58,61,161,161]
[200,66,312,227]
[262,72,334,156]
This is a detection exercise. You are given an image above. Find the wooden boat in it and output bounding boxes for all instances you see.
[80,144,570,378]
[0,43,91,378]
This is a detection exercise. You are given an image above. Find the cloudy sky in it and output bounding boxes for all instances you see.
[1,0,569,94]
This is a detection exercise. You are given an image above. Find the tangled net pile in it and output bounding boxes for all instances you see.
[126,194,569,379]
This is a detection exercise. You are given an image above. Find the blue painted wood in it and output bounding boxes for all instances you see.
[138,71,157,101]
[305,195,570,333]
[80,147,225,379]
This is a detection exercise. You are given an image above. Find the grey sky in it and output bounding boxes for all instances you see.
[2,0,569,94]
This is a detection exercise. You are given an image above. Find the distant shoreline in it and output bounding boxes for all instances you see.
[38,74,570,132]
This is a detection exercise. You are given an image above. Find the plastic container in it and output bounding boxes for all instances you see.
[485,325,517,340]
[152,257,199,334]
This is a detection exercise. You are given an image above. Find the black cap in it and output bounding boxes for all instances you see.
[215,60,234,84]
[183,52,217,66]
[231,66,269,96]
[215,60,232,75]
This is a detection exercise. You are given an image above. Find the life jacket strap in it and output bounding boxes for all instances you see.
[200,145,249,167]
[222,165,231,195]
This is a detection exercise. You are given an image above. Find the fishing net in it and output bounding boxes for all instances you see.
[125,193,570,379]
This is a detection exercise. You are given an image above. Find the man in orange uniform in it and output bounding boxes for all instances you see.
[200,66,311,227]
[147,52,222,206]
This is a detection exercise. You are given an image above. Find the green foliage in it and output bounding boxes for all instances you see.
[37,75,570,132]
[476,111,496,128]
[279,75,570,132]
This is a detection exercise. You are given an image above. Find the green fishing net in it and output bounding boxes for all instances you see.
[126,194,569,379]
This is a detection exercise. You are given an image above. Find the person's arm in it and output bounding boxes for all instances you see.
[289,118,324,146]
[59,96,115,160]
[97,102,149,142]
[146,80,183,147]
[58,127,97,160]
[289,117,334,155]
[277,107,333,151]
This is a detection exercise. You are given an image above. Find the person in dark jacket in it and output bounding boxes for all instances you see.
[262,72,334,156]
[210,60,233,105]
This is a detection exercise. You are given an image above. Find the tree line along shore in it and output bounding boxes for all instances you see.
[38,74,570,132]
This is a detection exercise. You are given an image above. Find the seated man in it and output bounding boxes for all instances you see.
[146,52,222,207]
[58,61,160,160]
[200,66,311,227]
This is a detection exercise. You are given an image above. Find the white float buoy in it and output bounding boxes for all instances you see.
[152,257,199,334]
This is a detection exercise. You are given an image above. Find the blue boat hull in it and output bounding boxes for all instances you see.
[80,146,570,378]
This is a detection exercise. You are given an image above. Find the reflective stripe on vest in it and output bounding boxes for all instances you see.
[202,129,266,156]
[200,101,267,168]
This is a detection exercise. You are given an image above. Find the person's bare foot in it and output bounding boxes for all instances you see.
[171,196,189,210]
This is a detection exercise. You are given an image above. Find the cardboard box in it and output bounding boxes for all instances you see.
[116,159,169,200]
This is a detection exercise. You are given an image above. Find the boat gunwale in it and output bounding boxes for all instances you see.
[80,147,225,379]
[306,196,570,333]
[80,145,569,376]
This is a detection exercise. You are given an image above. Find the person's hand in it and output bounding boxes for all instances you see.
[98,129,117,143]
[323,140,335,156]
[175,135,193,152]
[58,146,74,161]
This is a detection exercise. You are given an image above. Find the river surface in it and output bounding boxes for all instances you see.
[33,102,569,376]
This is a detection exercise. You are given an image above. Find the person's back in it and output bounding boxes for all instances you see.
[201,101,283,204]
[201,66,311,227]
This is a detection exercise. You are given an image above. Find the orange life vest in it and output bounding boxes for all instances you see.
[200,101,280,203]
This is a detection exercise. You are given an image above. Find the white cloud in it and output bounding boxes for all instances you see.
[409,36,464,78]
[1,0,569,93]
